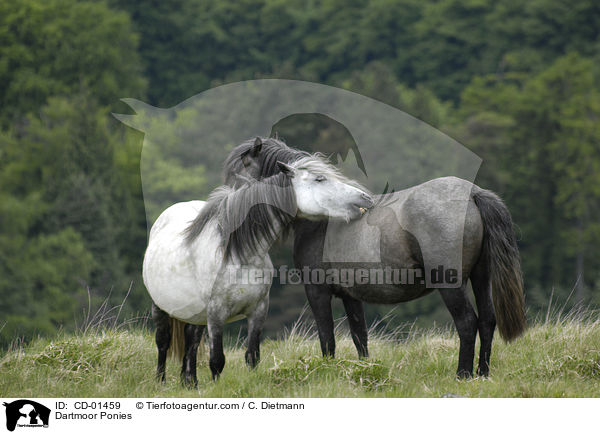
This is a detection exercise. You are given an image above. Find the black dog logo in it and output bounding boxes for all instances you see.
[3,400,50,431]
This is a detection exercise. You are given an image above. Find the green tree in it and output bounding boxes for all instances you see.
[0,0,145,127]
[0,94,150,341]
[527,54,600,302]
[457,53,600,310]
[0,0,148,344]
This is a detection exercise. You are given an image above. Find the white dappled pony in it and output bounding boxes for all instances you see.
[143,153,373,384]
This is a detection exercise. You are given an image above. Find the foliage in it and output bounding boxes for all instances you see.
[0,93,148,345]
[0,227,94,344]
[107,0,600,105]
[0,0,145,127]
[455,53,600,310]
[2,0,600,344]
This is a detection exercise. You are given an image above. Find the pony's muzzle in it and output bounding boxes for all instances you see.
[358,193,374,215]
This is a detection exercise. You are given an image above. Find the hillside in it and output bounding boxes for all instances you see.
[1,317,599,398]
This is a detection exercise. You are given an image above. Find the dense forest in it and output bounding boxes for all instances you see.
[1,0,599,345]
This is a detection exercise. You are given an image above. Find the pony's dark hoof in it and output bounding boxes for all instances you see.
[476,367,490,377]
[456,369,473,379]
[209,354,225,381]
[245,351,260,368]
[210,364,223,381]
[181,376,198,389]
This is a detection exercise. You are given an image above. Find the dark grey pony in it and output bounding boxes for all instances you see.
[223,137,526,378]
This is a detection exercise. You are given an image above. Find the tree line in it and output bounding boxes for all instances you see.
[1,0,599,344]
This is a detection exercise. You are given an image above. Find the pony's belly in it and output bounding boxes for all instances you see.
[217,256,273,320]
[223,280,271,319]
[146,255,272,324]
[143,244,217,323]
[180,263,272,324]
[326,262,431,304]
[339,283,433,304]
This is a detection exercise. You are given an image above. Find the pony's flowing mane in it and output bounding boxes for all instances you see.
[184,172,296,262]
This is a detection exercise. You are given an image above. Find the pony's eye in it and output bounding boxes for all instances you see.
[315,175,326,182]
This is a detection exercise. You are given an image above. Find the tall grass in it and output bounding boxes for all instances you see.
[1,305,599,397]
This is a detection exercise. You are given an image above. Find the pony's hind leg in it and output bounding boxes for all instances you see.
[439,284,478,378]
[245,297,269,368]
[152,303,171,382]
[181,324,205,388]
[470,258,496,377]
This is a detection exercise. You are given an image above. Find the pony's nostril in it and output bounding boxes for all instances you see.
[362,193,374,206]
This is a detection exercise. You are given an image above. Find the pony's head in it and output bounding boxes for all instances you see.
[223,136,309,185]
[279,156,373,222]
[230,137,263,187]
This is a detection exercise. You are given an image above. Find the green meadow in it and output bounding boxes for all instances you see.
[2,314,599,398]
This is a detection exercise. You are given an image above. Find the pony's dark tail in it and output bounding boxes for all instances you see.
[472,188,526,342]
[166,318,204,361]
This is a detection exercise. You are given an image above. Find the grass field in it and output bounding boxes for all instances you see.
[1,314,599,398]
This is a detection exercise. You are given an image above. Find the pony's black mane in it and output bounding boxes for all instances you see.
[184,172,296,262]
[223,137,307,184]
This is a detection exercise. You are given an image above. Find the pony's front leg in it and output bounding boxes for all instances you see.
[207,309,226,380]
[341,294,369,358]
[245,296,269,368]
[305,283,335,357]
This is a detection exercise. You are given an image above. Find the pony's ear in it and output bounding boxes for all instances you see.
[251,137,263,157]
[240,137,263,164]
[277,161,295,177]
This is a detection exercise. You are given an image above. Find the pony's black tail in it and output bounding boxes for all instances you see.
[472,188,526,342]
[166,318,204,361]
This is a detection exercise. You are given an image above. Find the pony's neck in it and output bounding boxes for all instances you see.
[223,172,296,262]
[241,215,286,261]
